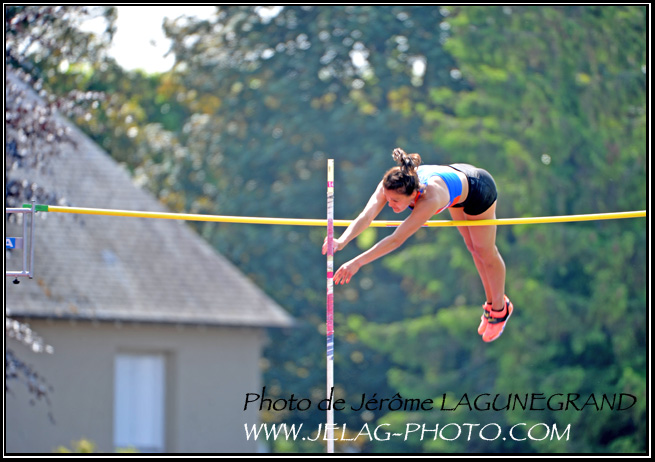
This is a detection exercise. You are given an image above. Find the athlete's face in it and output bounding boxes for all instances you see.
[383,188,417,213]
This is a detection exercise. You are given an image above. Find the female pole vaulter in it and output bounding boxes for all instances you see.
[323,148,513,342]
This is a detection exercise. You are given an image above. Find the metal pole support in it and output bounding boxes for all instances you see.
[6,200,37,282]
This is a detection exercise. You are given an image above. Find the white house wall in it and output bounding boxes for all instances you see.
[5,319,266,454]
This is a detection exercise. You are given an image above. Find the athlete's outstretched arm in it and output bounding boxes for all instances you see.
[333,192,441,284]
[322,181,387,255]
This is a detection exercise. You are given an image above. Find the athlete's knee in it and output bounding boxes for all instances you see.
[472,243,501,263]
[463,240,479,258]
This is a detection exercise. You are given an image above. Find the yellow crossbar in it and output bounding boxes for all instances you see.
[41,205,646,227]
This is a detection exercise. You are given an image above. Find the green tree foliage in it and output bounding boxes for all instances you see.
[358,5,647,453]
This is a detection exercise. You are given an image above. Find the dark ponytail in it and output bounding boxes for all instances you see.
[383,148,422,196]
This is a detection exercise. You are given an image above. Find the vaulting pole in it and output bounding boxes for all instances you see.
[326,159,335,453]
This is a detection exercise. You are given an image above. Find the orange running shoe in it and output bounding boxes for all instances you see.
[478,302,493,335]
[482,296,513,343]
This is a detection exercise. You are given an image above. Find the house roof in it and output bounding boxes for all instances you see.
[5,71,293,329]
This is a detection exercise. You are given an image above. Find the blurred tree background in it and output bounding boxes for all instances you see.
[6,5,647,454]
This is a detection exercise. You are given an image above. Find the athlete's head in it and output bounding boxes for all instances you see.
[383,148,422,196]
[382,148,422,213]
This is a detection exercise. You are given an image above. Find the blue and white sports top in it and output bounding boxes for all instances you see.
[409,165,463,214]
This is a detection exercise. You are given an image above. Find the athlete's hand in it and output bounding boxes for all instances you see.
[334,260,361,285]
[322,237,344,255]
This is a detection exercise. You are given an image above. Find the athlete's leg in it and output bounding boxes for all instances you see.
[451,202,510,341]
[449,204,502,307]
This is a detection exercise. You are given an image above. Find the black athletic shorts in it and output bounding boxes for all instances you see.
[449,163,498,216]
